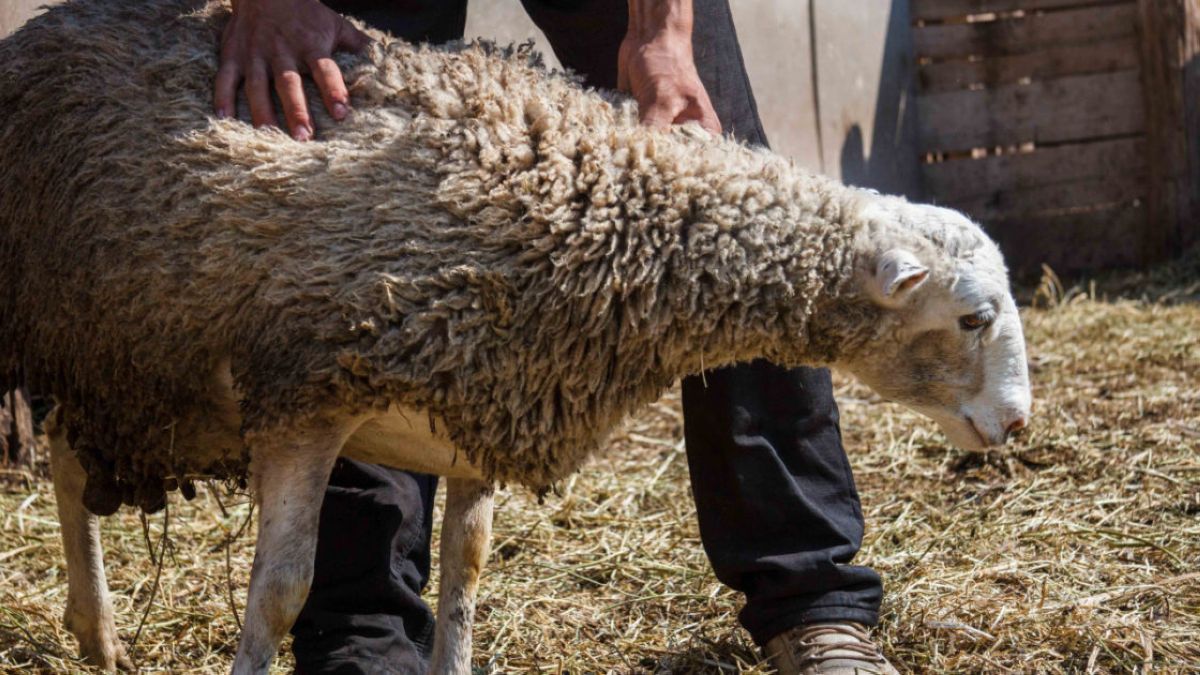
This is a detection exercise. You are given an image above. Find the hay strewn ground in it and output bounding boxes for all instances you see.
[0,263,1197,673]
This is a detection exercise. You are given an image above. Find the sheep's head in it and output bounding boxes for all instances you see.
[842,198,1031,450]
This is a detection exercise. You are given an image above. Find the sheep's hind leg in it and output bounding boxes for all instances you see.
[47,415,131,671]
[429,478,495,675]
[230,416,358,675]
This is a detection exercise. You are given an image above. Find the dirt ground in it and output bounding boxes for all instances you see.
[0,258,1197,673]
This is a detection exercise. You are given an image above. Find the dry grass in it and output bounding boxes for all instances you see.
[0,260,1197,674]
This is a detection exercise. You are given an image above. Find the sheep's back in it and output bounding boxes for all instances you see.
[0,0,711,513]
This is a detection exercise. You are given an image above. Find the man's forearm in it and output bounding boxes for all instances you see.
[618,0,720,133]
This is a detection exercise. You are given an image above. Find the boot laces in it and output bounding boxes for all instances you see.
[789,623,886,666]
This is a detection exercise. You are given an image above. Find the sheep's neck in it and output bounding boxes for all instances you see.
[431,120,871,380]
[633,147,864,376]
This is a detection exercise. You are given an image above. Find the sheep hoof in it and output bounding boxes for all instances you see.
[65,608,131,672]
[73,630,132,672]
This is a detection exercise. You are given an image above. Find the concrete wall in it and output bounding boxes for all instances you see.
[3,0,921,197]
[0,0,48,37]
[466,0,921,197]
[812,0,922,198]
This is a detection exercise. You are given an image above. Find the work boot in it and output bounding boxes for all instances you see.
[763,622,898,675]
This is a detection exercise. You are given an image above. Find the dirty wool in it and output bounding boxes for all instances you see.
[0,265,1196,672]
[0,0,874,514]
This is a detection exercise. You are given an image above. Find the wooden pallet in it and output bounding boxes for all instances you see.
[911,0,1200,275]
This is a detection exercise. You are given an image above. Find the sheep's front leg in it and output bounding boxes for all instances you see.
[47,417,131,672]
[231,417,357,675]
[429,478,494,675]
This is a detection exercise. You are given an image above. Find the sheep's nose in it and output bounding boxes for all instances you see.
[1002,416,1027,443]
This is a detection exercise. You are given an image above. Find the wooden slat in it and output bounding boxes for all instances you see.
[917,38,1139,92]
[914,4,1137,58]
[984,203,1145,275]
[1134,0,1197,264]
[917,70,1144,151]
[1136,0,1173,264]
[922,137,1145,200]
[1183,0,1200,251]
[912,0,1129,21]
[942,174,1145,221]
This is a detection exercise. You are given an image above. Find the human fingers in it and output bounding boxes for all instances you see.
[639,96,683,129]
[677,95,722,135]
[272,57,312,140]
[213,59,240,119]
[245,59,279,129]
[308,55,349,121]
[336,18,370,53]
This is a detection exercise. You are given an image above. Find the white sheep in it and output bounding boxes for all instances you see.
[0,0,1031,672]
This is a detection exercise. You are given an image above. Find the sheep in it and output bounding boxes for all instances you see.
[0,0,1032,672]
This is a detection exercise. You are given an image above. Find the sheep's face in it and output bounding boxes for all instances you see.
[845,208,1031,451]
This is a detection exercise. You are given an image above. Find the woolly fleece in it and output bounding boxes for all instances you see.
[1,0,892,514]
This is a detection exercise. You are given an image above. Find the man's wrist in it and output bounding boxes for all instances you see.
[626,0,693,45]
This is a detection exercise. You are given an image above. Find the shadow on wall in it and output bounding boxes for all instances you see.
[835,0,922,201]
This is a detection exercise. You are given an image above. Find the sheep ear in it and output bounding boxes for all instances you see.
[870,249,928,304]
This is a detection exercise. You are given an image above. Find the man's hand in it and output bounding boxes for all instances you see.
[215,0,369,140]
[618,0,721,135]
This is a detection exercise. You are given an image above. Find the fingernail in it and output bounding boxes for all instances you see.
[215,107,229,119]
[294,125,312,142]
[332,102,349,120]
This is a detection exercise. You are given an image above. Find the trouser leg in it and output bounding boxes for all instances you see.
[522,0,883,647]
[292,459,439,675]
[517,0,627,89]
[325,0,467,43]
[290,4,466,673]
[682,363,882,644]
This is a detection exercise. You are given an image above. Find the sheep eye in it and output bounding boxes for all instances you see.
[958,312,992,331]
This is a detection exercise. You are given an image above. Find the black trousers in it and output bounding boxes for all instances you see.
[292,2,882,672]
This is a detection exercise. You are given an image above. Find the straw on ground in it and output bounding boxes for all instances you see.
[0,259,1197,673]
